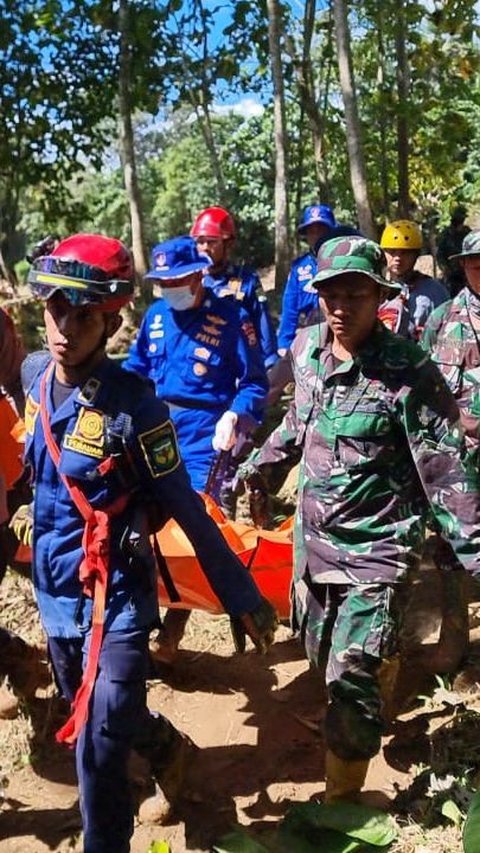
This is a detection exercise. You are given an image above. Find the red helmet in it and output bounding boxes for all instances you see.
[190,206,236,240]
[27,233,134,311]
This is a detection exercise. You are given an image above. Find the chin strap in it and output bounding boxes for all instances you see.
[39,362,127,745]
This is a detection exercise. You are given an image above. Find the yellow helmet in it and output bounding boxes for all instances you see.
[380,220,423,251]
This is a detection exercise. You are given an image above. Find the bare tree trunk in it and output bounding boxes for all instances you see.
[284,0,331,203]
[395,0,410,218]
[118,0,149,292]
[332,0,376,237]
[376,10,391,220]
[267,0,291,288]
[190,96,226,203]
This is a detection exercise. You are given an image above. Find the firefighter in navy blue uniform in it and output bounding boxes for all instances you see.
[277,204,336,356]
[22,233,277,853]
[190,206,278,370]
[123,235,268,502]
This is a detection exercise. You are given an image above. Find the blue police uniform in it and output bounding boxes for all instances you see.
[277,252,318,351]
[203,263,278,369]
[24,355,263,852]
[123,290,268,497]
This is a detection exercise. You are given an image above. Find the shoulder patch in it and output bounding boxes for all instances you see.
[25,394,40,435]
[138,420,180,478]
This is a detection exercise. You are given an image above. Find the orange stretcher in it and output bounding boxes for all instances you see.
[156,495,293,619]
[15,494,294,620]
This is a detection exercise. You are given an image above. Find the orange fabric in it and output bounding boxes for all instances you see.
[0,396,24,489]
[156,494,293,620]
[16,493,295,622]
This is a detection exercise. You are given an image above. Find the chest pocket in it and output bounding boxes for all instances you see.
[58,428,126,510]
[430,338,464,396]
[331,397,396,469]
[180,348,229,394]
[145,334,166,383]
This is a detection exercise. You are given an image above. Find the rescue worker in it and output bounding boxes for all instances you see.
[277,204,336,356]
[380,219,449,339]
[421,228,480,673]
[237,235,480,804]
[436,205,470,297]
[22,233,277,852]
[123,235,268,662]
[123,235,268,502]
[190,205,278,370]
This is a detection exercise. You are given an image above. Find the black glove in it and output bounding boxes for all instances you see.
[230,596,279,655]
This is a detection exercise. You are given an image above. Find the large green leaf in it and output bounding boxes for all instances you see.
[281,802,397,847]
[463,790,480,853]
[212,826,271,853]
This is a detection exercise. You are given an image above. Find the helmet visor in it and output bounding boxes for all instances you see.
[28,257,133,304]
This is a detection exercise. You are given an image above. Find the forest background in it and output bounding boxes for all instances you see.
[2,0,480,296]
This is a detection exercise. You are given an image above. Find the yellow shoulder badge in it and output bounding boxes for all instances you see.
[138,420,180,478]
[25,395,40,435]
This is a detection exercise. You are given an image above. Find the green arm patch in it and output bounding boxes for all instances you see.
[138,420,180,478]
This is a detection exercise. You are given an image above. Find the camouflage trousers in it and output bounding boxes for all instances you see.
[293,580,406,761]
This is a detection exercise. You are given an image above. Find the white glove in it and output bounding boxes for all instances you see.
[212,411,238,452]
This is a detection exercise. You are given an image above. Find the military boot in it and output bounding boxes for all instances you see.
[0,682,20,719]
[149,609,191,665]
[0,630,50,708]
[133,712,197,824]
[324,749,370,804]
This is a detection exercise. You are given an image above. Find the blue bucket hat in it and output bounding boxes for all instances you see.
[145,235,212,280]
[298,204,336,234]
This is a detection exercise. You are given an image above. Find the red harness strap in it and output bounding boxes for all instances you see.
[39,364,126,745]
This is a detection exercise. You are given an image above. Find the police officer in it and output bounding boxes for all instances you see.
[277,204,336,356]
[190,206,278,370]
[123,235,268,501]
[123,235,268,662]
[380,219,449,339]
[23,233,277,852]
[238,235,480,804]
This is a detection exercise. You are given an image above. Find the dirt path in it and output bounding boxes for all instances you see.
[1,574,479,852]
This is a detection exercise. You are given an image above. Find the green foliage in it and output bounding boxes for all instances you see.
[463,790,480,853]
[213,802,398,853]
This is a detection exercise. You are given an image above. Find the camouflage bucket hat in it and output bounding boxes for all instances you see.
[449,229,480,260]
[308,236,401,292]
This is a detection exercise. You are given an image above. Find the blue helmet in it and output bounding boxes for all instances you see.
[298,204,336,234]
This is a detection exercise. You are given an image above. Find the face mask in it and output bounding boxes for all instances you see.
[160,284,197,311]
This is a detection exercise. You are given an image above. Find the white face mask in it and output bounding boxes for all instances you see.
[160,284,197,311]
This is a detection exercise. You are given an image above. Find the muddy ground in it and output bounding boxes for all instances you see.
[1,569,480,853]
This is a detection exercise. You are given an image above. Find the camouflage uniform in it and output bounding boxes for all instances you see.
[240,240,480,759]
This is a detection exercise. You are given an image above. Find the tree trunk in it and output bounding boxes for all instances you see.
[332,0,376,237]
[118,0,149,294]
[395,0,410,218]
[190,95,227,203]
[267,0,291,288]
[284,0,331,203]
[376,9,391,220]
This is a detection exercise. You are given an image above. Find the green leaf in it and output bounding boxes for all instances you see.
[281,802,397,847]
[278,819,360,853]
[441,799,463,827]
[213,826,270,853]
[463,790,480,853]
[147,842,170,853]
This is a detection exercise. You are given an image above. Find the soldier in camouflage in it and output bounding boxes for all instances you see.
[420,228,480,674]
[238,235,480,804]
